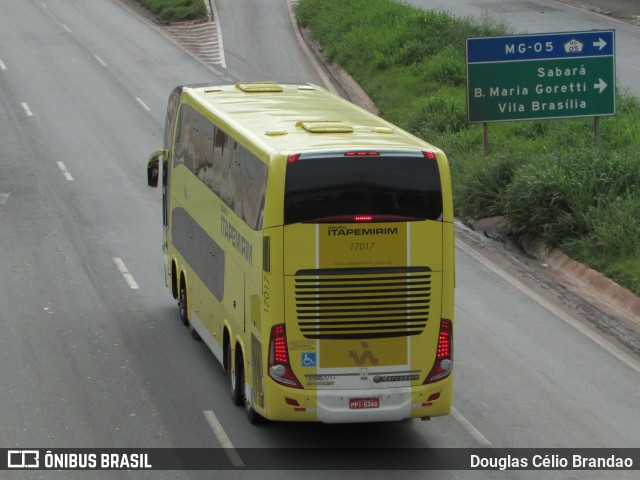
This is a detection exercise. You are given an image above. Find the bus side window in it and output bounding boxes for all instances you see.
[173,105,184,166]
[182,107,197,174]
[236,145,268,230]
[171,104,268,231]
[164,93,179,151]
[218,131,234,209]
[229,140,242,217]
[192,111,214,178]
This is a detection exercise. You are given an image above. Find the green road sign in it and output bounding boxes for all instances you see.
[466,31,616,123]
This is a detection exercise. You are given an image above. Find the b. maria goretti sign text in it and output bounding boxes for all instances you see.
[466,30,616,123]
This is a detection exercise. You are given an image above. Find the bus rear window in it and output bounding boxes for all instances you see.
[284,152,442,225]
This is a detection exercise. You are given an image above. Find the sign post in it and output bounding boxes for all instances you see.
[466,30,616,152]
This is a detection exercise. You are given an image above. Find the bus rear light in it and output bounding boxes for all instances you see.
[424,319,453,384]
[268,324,303,388]
[287,153,301,163]
[285,397,300,406]
[344,151,379,157]
[303,214,422,224]
[423,151,437,160]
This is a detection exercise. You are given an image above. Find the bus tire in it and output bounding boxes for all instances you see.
[228,344,243,406]
[189,321,201,341]
[239,355,264,424]
[245,401,263,424]
[178,280,188,326]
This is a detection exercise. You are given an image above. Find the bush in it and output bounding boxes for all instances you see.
[563,194,640,293]
[134,0,206,23]
[503,150,640,247]
[422,46,467,86]
[454,153,532,220]
[408,93,468,136]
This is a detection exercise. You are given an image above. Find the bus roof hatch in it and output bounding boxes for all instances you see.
[236,82,284,93]
[300,121,354,133]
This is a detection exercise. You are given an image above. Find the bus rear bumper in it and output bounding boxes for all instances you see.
[316,383,451,423]
[264,378,452,423]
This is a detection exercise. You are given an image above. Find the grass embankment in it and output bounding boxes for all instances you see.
[133,0,206,23]
[297,0,640,296]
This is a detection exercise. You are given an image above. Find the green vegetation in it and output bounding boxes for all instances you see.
[133,0,206,23]
[297,0,640,295]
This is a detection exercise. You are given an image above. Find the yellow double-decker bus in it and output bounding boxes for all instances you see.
[147,82,454,423]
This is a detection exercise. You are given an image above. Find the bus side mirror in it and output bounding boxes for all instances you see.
[147,149,166,187]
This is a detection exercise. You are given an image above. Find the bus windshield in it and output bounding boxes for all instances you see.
[284,152,442,225]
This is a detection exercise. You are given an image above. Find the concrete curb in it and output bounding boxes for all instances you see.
[539,247,640,333]
[470,216,640,336]
[552,0,640,26]
[204,0,212,22]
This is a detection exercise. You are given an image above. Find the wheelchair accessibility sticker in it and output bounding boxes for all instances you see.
[301,352,317,367]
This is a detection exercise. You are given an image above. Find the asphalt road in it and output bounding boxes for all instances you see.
[0,0,639,479]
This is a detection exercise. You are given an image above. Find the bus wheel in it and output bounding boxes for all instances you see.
[189,321,201,341]
[238,353,264,424]
[228,344,243,406]
[178,282,188,326]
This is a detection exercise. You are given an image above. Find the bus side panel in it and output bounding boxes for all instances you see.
[259,226,297,419]
[436,151,454,223]
[243,234,271,413]
[441,221,455,321]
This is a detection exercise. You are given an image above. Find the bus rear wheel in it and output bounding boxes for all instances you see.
[228,344,243,406]
[238,354,263,424]
[179,280,201,340]
[178,282,188,326]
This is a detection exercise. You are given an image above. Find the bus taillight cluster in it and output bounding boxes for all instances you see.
[424,319,453,384]
[268,324,302,388]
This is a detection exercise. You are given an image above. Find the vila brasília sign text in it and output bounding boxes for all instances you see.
[466,30,616,122]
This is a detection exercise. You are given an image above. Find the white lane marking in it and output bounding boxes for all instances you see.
[203,410,245,467]
[21,103,33,116]
[0,59,6,70]
[456,239,640,375]
[94,55,107,67]
[112,258,140,290]
[56,162,74,181]
[62,24,72,33]
[136,97,151,111]
[210,0,226,69]
[451,406,492,447]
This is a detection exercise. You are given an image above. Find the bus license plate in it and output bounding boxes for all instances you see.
[349,398,380,409]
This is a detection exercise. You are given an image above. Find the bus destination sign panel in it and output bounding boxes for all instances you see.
[466,30,616,123]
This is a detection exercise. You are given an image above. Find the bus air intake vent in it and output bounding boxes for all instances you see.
[294,267,431,339]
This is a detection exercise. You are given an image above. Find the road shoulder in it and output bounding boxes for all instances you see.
[553,0,640,26]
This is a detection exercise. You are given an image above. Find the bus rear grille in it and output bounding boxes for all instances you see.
[294,268,431,340]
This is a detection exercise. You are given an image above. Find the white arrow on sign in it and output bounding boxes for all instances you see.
[593,38,607,50]
[594,78,608,93]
